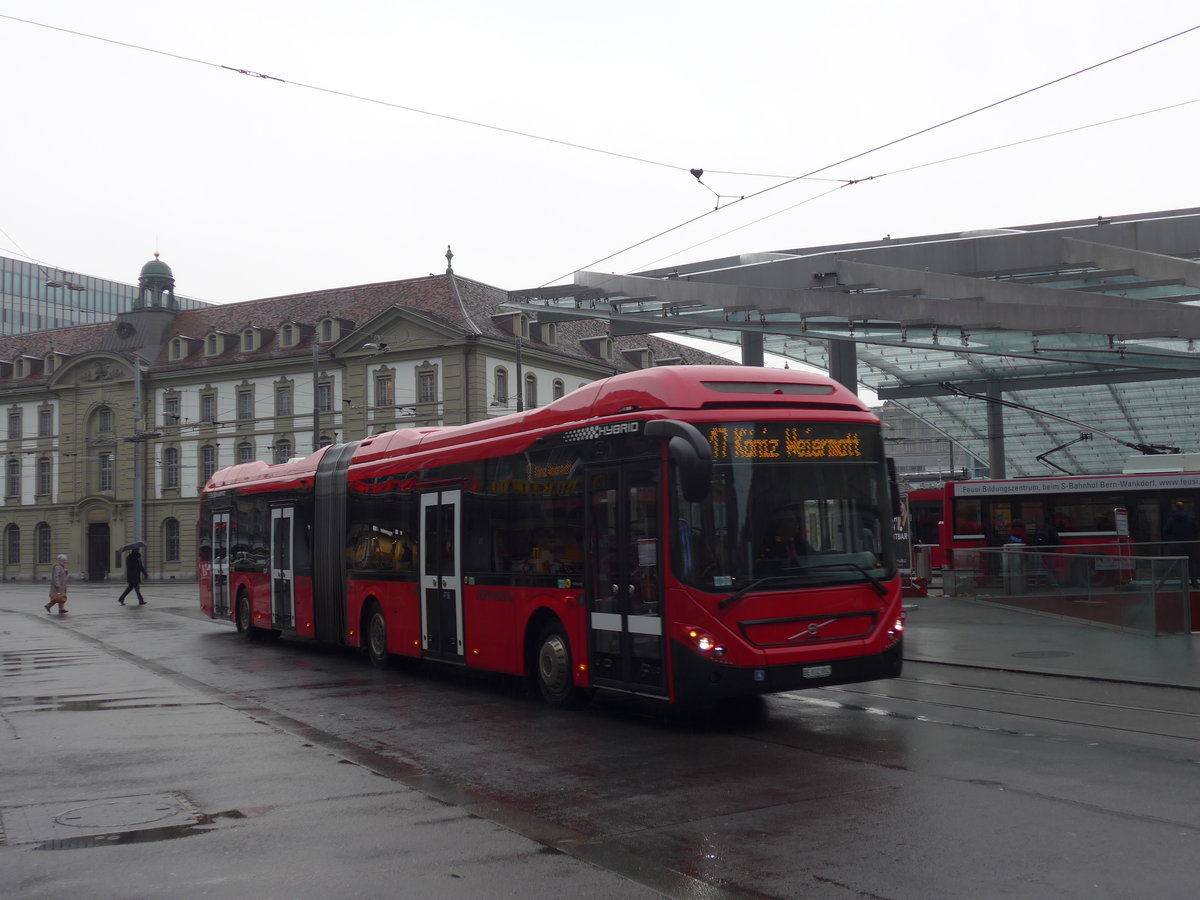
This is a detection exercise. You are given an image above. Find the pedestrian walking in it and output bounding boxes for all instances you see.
[1163,501,1200,587]
[46,553,69,615]
[118,547,149,606]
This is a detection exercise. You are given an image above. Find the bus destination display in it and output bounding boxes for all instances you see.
[705,424,865,460]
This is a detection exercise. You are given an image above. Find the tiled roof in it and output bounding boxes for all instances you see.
[0,271,728,387]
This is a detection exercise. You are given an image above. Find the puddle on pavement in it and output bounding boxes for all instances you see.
[1,791,272,850]
[0,693,208,713]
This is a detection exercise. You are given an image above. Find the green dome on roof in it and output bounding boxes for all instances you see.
[140,253,173,279]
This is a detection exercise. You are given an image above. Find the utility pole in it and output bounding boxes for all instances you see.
[312,342,321,452]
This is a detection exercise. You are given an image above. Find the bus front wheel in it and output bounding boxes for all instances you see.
[535,621,589,709]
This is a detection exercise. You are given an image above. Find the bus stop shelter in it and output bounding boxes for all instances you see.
[509,208,1200,479]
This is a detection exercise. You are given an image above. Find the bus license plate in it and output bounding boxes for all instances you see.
[803,664,832,679]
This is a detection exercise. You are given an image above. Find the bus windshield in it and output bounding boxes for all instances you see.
[673,421,894,592]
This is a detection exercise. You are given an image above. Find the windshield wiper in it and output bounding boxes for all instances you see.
[717,575,797,611]
[798,562,888,596]
[717,563,887,610]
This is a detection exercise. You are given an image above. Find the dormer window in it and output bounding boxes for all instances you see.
[579,335,614,360]
[14,358,29,378]
[206,333,221,357]
[320,318,335,342]
[170,338,187,361]
[241,328,259,352]
[43,353,58,374]
[281,323,296,347]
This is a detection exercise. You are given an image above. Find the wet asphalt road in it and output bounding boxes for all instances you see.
[3,582,1198,899]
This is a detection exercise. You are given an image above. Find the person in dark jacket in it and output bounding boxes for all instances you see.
[1163,501,1199,587]
[118,547,149,605]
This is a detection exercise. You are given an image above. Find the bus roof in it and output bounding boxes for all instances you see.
[204,365,874,491]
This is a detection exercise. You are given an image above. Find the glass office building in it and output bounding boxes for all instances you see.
[0,254,209,336]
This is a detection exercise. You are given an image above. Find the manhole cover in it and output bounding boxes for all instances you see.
[1,793,201,845]
[1012,650,1074,659]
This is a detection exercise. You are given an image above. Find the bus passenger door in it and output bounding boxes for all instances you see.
[271,507,295,630]
[586,463,667,697]
[420,490,464,663]
[212,512,232,619]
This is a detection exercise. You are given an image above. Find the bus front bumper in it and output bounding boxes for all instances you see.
[671,638,904,702]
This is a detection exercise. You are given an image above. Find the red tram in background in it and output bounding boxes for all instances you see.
[939,471,1200,559]
[199,366,905,710]
[905,487,947,570]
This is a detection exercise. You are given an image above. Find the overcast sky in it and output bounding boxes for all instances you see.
[1,2,1197,305]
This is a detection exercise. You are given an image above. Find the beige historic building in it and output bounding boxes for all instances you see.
[0,252,721,583]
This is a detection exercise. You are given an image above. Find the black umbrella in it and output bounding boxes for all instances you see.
[117,541,148,553]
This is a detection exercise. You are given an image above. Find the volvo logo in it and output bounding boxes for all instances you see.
[788,619,835,641]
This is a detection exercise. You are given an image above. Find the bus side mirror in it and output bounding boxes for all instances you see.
[887,457,901,518]
[645,420,712,503]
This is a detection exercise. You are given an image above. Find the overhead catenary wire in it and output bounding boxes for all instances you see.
[547,23,1200,287]
[1,13,1197,298]
[0,12,822,185]
[627,96,1200,274]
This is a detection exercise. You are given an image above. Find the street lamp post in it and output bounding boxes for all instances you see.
[515,335,524,412]
[312,342,321,452]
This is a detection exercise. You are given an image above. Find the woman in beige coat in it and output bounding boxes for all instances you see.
[46,554,69,615]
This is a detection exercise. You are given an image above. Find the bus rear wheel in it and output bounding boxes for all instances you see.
[535,621,589,709]
[235,592,258,641]
[364,605,393,670]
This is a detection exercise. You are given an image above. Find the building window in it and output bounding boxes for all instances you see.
[36,522,51,565]
[242,329,255,351]
[524,374,537,409]
[494,368,508,405]
[237,389,254,420]
[552,379,565,401]
[418,371,436,404]
[38,407,53,437]
[37,457,50,496]
[164,519,180,563]
[238,441,254,464]
[374,373,394,408]
[163,447,180,489]
[282,323,294,346]
[200,393,217,424]
[274,439,292,464]
[164,396,180,426]
[170,338,185,360]
[7,410,21,440]
[5,524,18,565]
[206,334,219,356]
[317,382,332,413]
[99,452,113,492]
[275,384,293,416]
[200,445,217,483]
[98,407,113,433]
[5,458,19,497]
[321,319,333,341]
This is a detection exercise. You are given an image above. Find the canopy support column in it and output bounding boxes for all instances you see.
[987,382,1006,479]
[740,331,764,366]
[828,339,858,395]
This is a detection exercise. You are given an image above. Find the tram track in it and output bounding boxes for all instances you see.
[818,662,1199,744]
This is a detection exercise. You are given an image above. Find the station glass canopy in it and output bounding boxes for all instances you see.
[509,208,1200,479]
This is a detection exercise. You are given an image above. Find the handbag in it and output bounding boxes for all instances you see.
[50,592,66,603]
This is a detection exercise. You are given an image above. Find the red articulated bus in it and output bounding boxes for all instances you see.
[199,365,905,709]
